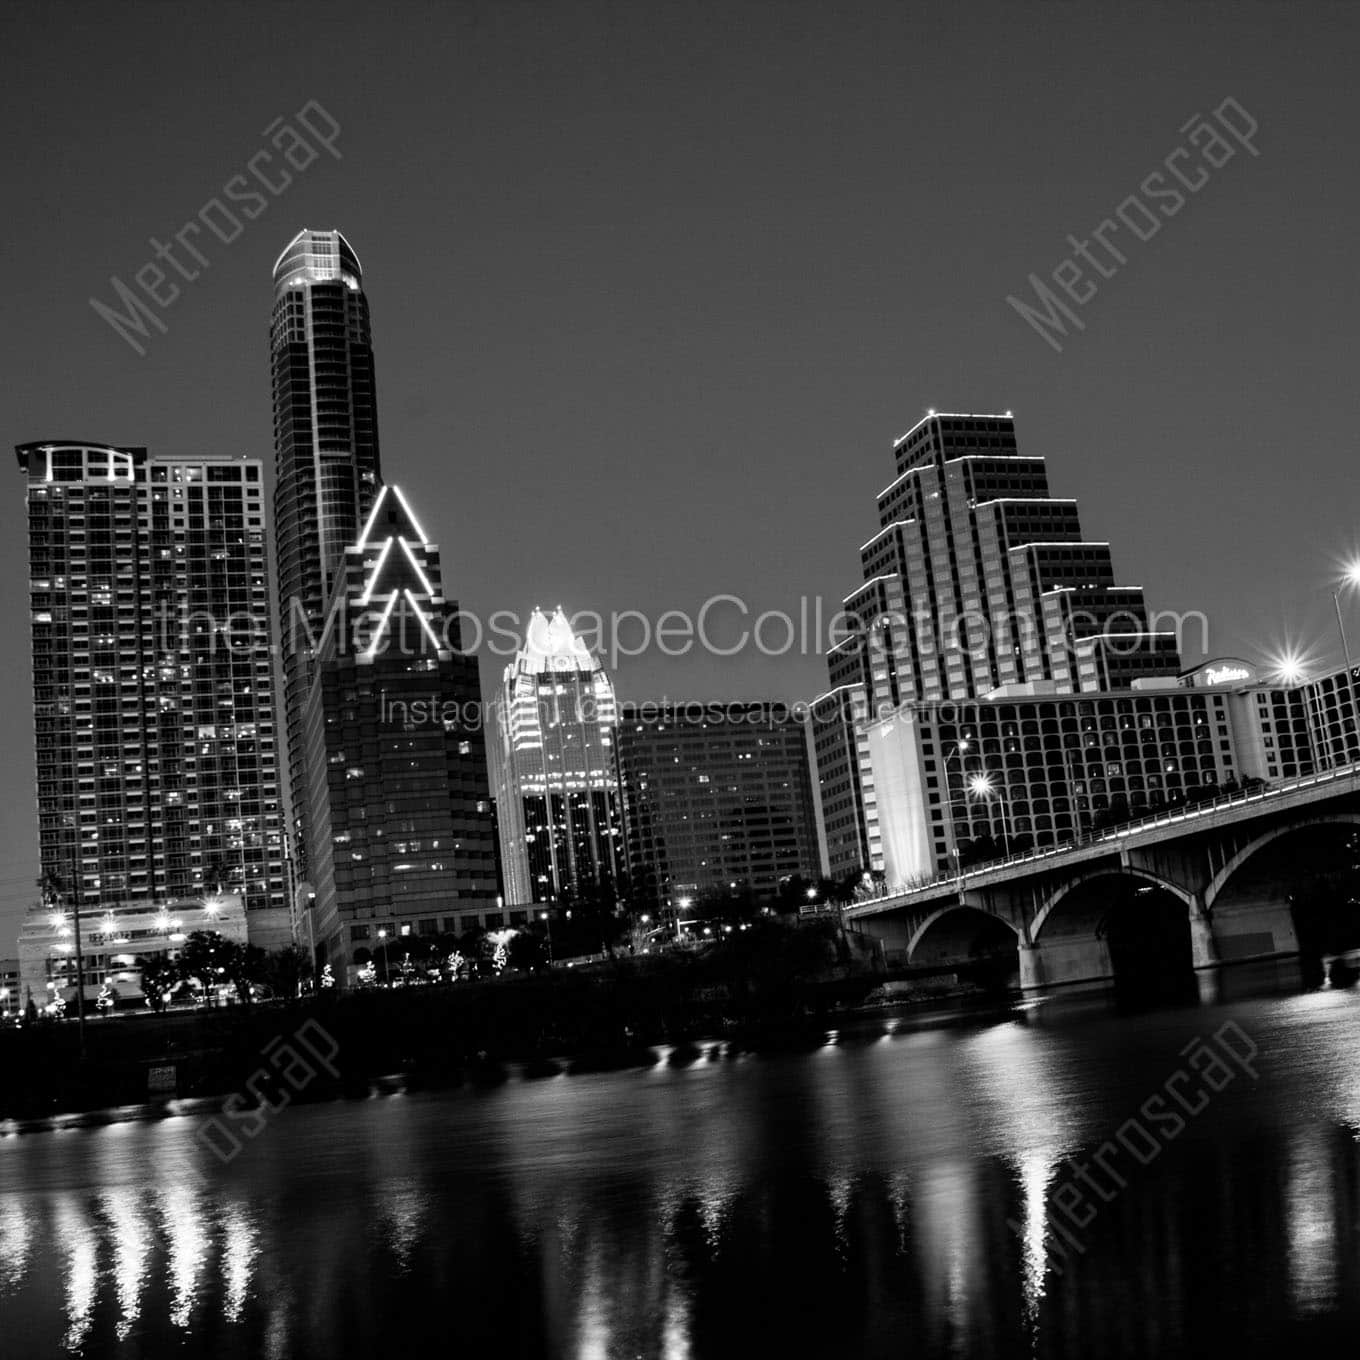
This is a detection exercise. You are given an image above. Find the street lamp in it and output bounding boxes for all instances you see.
[968,772,1013,858]
[1332,561,1360,766]
[941,739,972,899]
[376,927,389,985]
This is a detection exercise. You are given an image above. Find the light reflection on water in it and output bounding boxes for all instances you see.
[3,989,1360,1356]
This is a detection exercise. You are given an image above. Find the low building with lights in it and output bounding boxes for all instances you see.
[867,657,1359,887]
[16,891,247,1010]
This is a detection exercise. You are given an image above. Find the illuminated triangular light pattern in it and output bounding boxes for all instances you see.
[355,484,450,662]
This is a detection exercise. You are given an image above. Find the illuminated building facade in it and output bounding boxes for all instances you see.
[809,682,878,880]
[302,484,497,980]
[270,228,383,878]
[17,891,248,1013]
[15,440,290,949]
[817,411,1181,875]
[869,656,1357,886]
[492,609,623,907]
[614,702,821,916]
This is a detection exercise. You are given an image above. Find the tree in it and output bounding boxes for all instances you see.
[138,954,176,1012]
[178,930,245,1005]
[263,943,312,1000]
[508,929,547,973]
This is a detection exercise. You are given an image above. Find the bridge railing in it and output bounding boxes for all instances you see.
[850,756,1360,909]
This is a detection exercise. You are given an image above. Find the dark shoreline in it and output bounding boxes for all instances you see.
[0,967,1019,1135]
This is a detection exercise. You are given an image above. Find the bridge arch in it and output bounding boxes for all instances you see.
[1031,867,1198,943]
[1203,814,1360,913]
[904,903,1022,961]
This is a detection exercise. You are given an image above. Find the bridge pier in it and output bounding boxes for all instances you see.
[1024,935,1113,990]
[1210,895,1299,964]
[1189,909,1218,970]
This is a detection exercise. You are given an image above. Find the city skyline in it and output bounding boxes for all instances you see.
[3,0,1358,945]
[3,5,1359,1357]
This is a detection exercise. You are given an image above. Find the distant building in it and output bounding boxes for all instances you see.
[614,701,821,917]
[302,484,498,981]
[814,411,1182,874]
[0,958,20,1018]
[492,609,624,907]
[15,440,290,948]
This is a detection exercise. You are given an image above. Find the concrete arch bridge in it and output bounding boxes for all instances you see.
[846,765,1360,990]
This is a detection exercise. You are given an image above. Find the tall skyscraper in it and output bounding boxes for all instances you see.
[302,484,498,980]
[492,608,623,907]
[270,228,383,877]
[614,701,821,918]
[15,441,289,947]
[816,411,1180,873]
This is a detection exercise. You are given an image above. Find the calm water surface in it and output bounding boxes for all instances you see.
[4,980,1360,1357]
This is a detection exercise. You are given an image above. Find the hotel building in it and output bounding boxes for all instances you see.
[614,701,821,916]
[492,609,624,908]
[868,656,1354,887]
[14,440,289,999]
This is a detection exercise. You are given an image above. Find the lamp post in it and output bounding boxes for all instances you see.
[941,739,972,901]
[968,773,1013,858]
[1332,561,1360,767]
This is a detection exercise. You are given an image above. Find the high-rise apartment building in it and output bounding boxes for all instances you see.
[614,701,821,916]
[271,228,383,876]
[817,411,1180,874]
[492,609,623,907]
[15,440,289,948]
[302,484,498,980]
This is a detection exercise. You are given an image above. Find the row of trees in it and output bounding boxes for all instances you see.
[137,932,312,1012]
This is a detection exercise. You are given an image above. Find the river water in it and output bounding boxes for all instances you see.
[3,977,1360,1358]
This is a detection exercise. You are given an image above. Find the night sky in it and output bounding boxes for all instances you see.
[1,0,1355,944]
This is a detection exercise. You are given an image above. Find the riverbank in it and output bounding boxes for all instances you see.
[0,944,1014,1127]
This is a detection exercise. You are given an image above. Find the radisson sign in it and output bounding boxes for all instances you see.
[1185,659,1257,688]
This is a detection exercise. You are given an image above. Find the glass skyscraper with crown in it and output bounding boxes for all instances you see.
[270,228,383,879]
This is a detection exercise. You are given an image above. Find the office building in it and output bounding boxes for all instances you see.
[817,411,1181,874]
[492,608,623,907]
[271,228,383,878]
[614,701,821,916]
[16,440,290,953]
[302,484,498,981]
